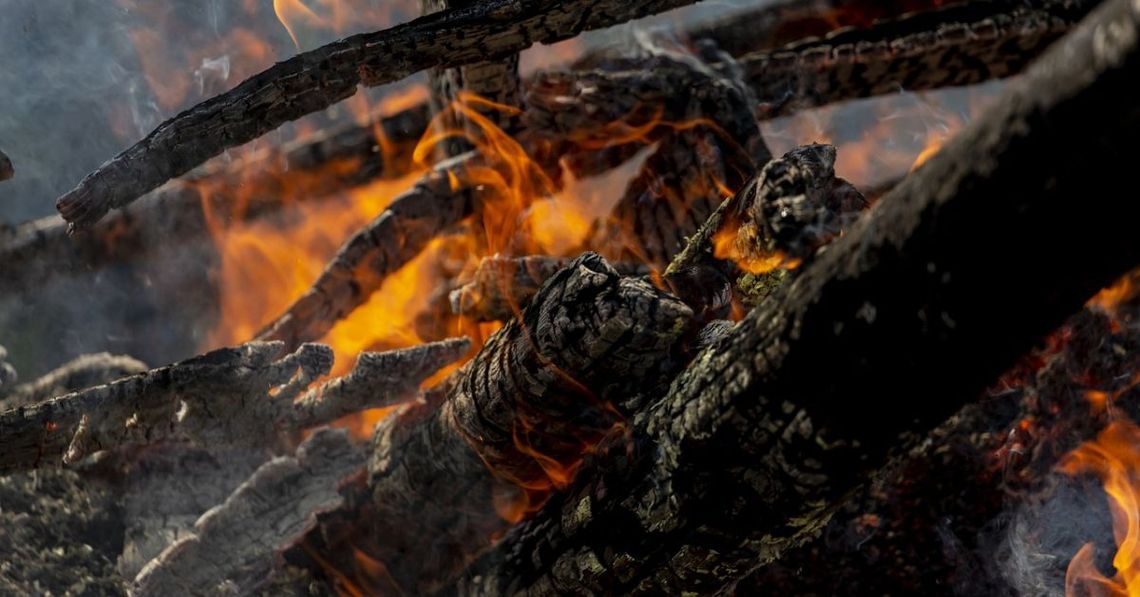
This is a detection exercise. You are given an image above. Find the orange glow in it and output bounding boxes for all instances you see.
[1061,419,1140,597]
[203,90,620,439]
[712,224,800,275]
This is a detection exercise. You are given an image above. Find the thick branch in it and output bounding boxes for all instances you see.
[292,337,471,429]
[54,0,705,230]
[525,1,1088,140]
[133,428,365,596]
[460,0,1140,591]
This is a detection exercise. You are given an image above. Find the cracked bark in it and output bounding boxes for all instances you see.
[133,428,365,597]
[318,253,692,594]
[457,0,1140,591]
[54,0,705,230]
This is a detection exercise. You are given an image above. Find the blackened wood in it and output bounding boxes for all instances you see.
[0,339,470,474]
[53,0,706,231]
[459,0,1140,591]
[525,1,1088,140]
[351,254,692,593]
[256,153,477,349]
[422,0,524,158]
[449,255,649,322]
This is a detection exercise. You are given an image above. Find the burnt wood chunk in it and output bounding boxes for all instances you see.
[350,253,692,593]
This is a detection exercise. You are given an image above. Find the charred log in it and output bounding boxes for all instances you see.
[663,143,866,313]
[325,254,692,594]
[1,103,429,294]
[459,0,1140,591]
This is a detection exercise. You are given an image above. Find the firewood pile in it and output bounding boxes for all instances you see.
[2,0,1139,594]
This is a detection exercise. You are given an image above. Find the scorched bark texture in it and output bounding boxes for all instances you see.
[339,254,692,593]
[459,0,1140,591]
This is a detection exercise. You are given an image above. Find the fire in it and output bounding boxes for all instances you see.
[712,222,800,275]
[1061,419,1140,597]
[203,89,609,438]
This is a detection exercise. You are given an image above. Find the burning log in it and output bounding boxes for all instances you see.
[133,428,365,596]
[0,340,465,474]
[53,0,708,231]
[422,0,524,157]
[459,0,1140,590]
[337,253,692,593]
[0,352,148,411]
[745,289,1140,594]
[449,255,649,322]
[256,153,477,349]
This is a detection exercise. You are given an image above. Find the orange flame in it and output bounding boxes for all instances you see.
[1061,419,1140,597]
[712,223,800,275]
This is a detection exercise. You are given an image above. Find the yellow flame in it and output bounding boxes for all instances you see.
[1062,419,1140,597]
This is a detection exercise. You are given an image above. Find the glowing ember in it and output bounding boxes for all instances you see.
[1061,419,1140,597]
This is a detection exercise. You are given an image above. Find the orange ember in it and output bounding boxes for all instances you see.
[1061,419,1140,597]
